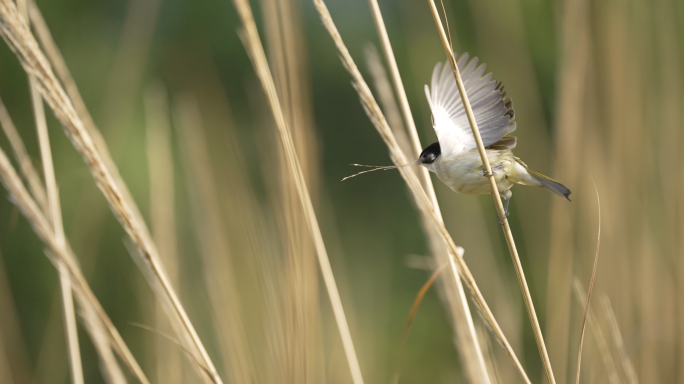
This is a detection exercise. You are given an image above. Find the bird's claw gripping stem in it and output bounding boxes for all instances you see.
[482,168,496,177]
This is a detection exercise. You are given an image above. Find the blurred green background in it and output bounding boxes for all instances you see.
[0,0,683,383]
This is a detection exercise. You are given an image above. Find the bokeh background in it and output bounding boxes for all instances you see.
[0,0,683,383]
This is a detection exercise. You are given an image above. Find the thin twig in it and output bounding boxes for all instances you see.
[425,2,556,383]
[231,0,365,383]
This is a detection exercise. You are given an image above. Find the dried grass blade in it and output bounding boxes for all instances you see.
[0,145,150,384]
[311,0,530,383]
[143,82,182,384]
[572,279,619,384]
[0,95,47,212]
[0,3,222,383]
[366,2,491,381]
[392,265,447,384]
[601,298,639,384]
[575,179,602,383]
[231,0,365,383]
[24,24,84,380]
[175,95,253,384]
[425,2,556,383]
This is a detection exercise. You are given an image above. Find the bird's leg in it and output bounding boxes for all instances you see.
[482,167,496,177]
[498,194,511,225]
[504,196,511,218]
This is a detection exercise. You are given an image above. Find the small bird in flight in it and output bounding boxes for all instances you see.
[417,53,571,218]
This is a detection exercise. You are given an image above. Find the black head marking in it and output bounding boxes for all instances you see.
[418,141,441,165]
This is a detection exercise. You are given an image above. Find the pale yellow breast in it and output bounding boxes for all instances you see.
[433,149,516,195]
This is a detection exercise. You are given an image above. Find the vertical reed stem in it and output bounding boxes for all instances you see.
[18,1,84,382]
[426,1,556,383]
[232,1,365,382]
[367,1,490,382]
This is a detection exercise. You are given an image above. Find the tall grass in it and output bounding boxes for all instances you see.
[0,0,682,383]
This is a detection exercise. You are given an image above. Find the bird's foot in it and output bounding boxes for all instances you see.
[498,196,511,225]
[482,168,497,177]
[498,211,510,225]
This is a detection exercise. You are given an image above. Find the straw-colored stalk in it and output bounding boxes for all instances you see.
[573,180,601,384]
[0,3,222,383]
[0,96,47,213]
[311,1,531,383]
[364,45,411,156]
[425,2,556,383]
[260,0,322,380]
[143,82,182,384]
[0,145,149,384]
[544,0,590,379]
[571,279,619,384]
[231,0,365,383]
[16,1,84,381]
[366,1,491,382]
[601,298,638,384]
[30,82,84,384]
[79,304,127,384]
[175,95,253,384]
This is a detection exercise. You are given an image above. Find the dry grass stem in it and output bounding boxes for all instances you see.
[602,298,638,384]
[0,145,150,384]
[572,280,619,384]
[175,95,253,384]
[425,2,556,383]
[27,0,121,177]
[312,1,530,382]
[24,25,84,382]
[232,0,365,382]
[0,2,222,383]
[79,305,127,384]
[143,82,182,384]
[18,0,84,378]
[260,0,323,379]
[0,95,47,212]
[393,264,447,383]
[574,179,601,384]
[544,0,590,378]
[366,2,491,381]
[364,45,411,156]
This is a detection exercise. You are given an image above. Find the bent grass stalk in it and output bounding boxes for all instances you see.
[231,0,365,383]
[0,146,149,384]
[366,1,491,382]
[425,1,556,383]
[0,2,222,383]
[312,0,531,383]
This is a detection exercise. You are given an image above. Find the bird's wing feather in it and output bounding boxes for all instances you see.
[425,53,516,158]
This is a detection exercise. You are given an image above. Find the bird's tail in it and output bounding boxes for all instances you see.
[527,169,572,201]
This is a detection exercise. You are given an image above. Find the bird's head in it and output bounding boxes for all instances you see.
[416,141,441,171]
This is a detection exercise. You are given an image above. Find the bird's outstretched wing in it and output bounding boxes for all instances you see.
[424,53,516,158]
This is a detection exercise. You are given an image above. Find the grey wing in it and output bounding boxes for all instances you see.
[424,53,516,158]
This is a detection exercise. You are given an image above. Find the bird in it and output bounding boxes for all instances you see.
[416,52,571,219]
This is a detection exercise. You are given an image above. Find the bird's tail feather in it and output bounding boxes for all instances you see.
[527,169,572,201]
